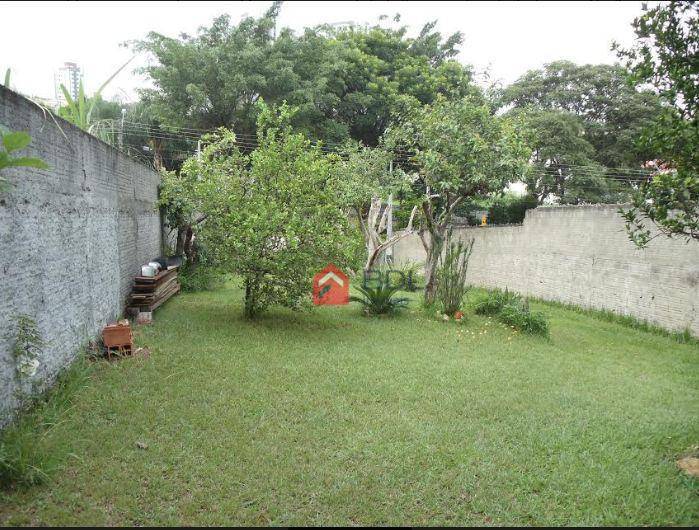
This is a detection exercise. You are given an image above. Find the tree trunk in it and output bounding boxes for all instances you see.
[244,277,254,319]
[421,227,445,305]
[365,237,380,271]
[175,226,186,256]
[183,225,195,263]
[359,200,418,272]
[244,274,261,319]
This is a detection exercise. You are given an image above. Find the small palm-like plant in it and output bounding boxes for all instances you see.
[58,57,133,134]
[350,278,410,316]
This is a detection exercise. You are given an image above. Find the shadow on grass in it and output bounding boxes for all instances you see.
[165,280,414,331]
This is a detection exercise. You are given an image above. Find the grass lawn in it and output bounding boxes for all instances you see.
[1,281,697,526]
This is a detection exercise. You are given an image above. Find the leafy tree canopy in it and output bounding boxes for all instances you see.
[509,108,628,204]
[179,101,358,318]
[500,60,665,167]
[131,2,475,146]
[386,95,530,302]
[616,0,699,246]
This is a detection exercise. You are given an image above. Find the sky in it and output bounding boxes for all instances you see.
[1,1,646,103]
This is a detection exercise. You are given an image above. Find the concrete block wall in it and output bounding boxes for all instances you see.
[393,205,699,335]
[0,86,162,423]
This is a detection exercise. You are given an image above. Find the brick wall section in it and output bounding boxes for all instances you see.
[0,86,162,423]
[393,205,699,335]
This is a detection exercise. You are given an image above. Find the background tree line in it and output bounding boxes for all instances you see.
[48,0,696,267]
[112,3,665,180]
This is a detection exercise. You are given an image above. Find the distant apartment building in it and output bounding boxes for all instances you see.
[54,62,81,106]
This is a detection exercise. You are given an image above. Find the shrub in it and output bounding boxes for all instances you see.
[436,237,474,316]
[178,264,226,293]
[350,277,410,316]
[498,300,549,336]
[487,194,538,225]
[391,261,425,292]
[456,194,538,226]
[473,289,549,336]
[473,288,522,316]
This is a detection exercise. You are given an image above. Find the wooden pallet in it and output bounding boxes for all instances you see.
[131,283,180,311]
[128,266,180,312]
[130,275,179,304]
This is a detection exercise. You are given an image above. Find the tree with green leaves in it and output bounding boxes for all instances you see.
[510,108,626,204]
[157,167,200,261]
[615,0,698,247]
[316,19,475,146]
[0,126,48,191]
[131,4,283,137]
[180,102,357,318]
[500,60,665,169]
[131,4,474,146]
[386,95,530,303]
[331,143,416,270]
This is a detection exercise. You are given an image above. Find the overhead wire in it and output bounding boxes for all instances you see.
[109,121,660,189]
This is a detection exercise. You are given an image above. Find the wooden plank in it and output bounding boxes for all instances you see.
[130,282,180,312]
[128,265,180,313]
[148,284,180,311]
[131,276,177,300]
[134,267,177,284]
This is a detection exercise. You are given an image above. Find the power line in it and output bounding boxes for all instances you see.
[114,129,419,165]
[111,120,667,175]
[113,119,417,156]
[110,121,660,183]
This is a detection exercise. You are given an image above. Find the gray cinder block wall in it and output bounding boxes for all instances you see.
[393,205,699,335]
[0,86,162,423]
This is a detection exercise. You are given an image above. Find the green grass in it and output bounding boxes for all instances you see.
[528,296,698,345]
[0,356,93,489]
[1,281,697,525]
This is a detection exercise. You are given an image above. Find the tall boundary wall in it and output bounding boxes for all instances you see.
[0,86,162,423]
[393,205,699,335]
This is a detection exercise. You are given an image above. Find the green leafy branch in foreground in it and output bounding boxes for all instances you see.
[620,169,699,247]
[615,1,699,247]
[0,126,48,192]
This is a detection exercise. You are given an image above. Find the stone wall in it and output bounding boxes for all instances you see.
[0,86,162,422]
[393,205,699,335]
